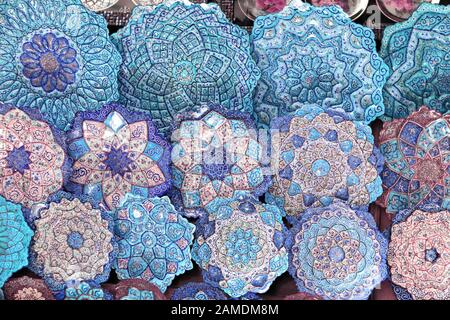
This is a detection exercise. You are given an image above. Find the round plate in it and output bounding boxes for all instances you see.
[376,0,440,22]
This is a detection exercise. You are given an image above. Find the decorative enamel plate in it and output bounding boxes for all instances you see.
[113,194,195,293]
[170,282,228,300]
[0,0,121,131]
[192,196,289,298]
[0,196,33,288]
[112,1,260,136]
[251,3,389,128]
[66,103,171,210]
[29,192,116,292]
[388,209,449,300]
[380,3,449,120]
[267,105,383,221]
[3,275,55,300]
[103,279,167,300]
[376,0,441,22]
[81,0,119,12]
[377,107,450,215]
[170,103,271,218]
[63,282,112,300]
[0,104,70,209]
[287,202,388,300]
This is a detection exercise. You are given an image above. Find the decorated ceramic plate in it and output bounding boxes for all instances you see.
[376,0,441,22]
[113,194,195,293]
[388,209,449,300]
[170,103,271,218]
[103,279,167,300]
[28,192,116,292]
[170,282,228,300]
[251,3,389,127]
[267,105,383,221]
[287,202,388,300]
[112,1,260,136]
[0,196,33,288]
[377,106,450,215]
[380,3,449,120]
[3,275,55,300]
[192,195,289,298]
[0,0,121,131]
[63,282,113,300]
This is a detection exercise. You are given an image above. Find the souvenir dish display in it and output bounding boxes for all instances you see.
[170,282,228,300]
[0,0,121,131]
[192,196,289,298]
[3,275,55,300]
[287,202,388,300]
[267,105,383,221]
[66,103,171,210]
[28,192,116,292]
[0,196,33,288]
[251,3,389,128]
[81,0,119,11]
[0,104,70,209]
[113,194,195,293]
[112,1,260,136]
[388,209,449,300]
[380,3,449,120]
[63,282,113,300]
[376,0,440,22]
[170,103,271,218]
[377,106,450,215]
[103,279,167,300]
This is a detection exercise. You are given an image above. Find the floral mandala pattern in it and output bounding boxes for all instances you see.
[3,276,55,300]
[171,104,271,218]
[29,192,115,291]
[192,196,288,298]
[388,209,449,300]
[380,3,450,120]
[288,202,388,300]
[0,104,69,209]
[377,106,450,215]
[267,105,383,221]
[64,282,112,300]
[0,0,121,130]
[0,196,33,287]
[113,1,260,136]
[103,279,166,300]
[67,103,171,210]
[170,282,228,300]
[251,3,389,127]
[113,194,195,293]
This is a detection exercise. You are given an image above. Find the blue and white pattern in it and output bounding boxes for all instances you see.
[170,282,227,300]
[113,194,195,293]
[192,196,289,298]
[380,3,450,120]
[287,202,388,300]
[64,282,112,300]
[112,1,260,136]
[170,103,271,218]
[0,196,33,287]
[251,3,389,127]
[0,0,121,130]
[267,105,383,221]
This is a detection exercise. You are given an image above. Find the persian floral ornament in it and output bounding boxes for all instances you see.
[377,107,450,215]
[251,3,389,127]
[113,194,195,292]
[113,1,260,136]
[171,104,271,218]
[0,104,69,209]
[0,196,33,287]
[3,275,55,300]
[380,3,450,120]
[192,196,289,298]
[267,105,383,220]
[170,282,228,300]
[288,202,388,300]
[67,103,171,210]
[64,282,112,300]
[388,209,449,300]
[0,0,121,130]
[29,192,115,291]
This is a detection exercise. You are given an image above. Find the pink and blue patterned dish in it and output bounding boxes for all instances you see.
[251,3,389,128]
[66,103,171,210]
[0,0,121,131]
